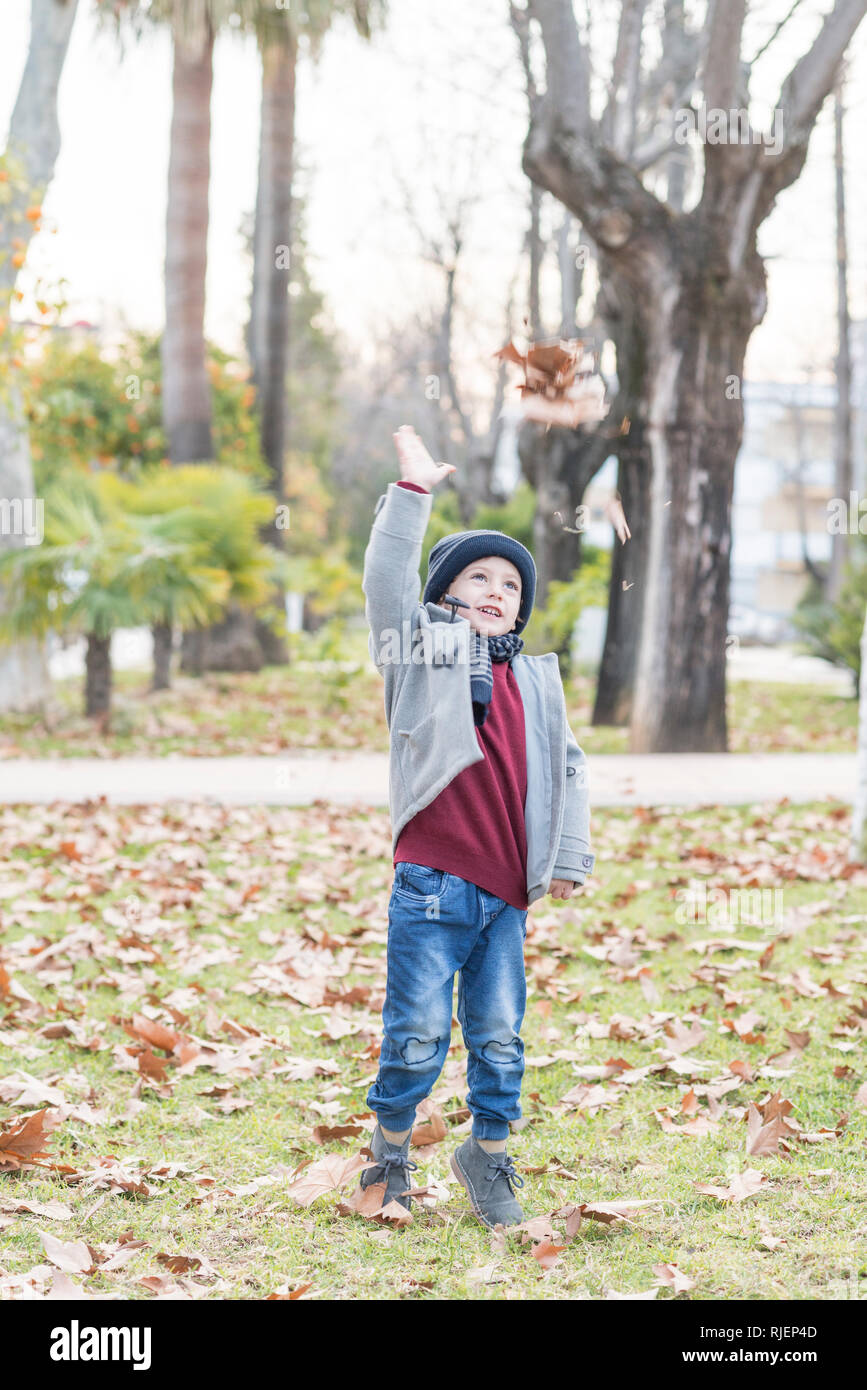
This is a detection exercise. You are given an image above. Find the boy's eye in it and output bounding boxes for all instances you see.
[472,572,518,590]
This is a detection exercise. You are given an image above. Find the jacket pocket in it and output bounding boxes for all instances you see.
[397,710,442,802]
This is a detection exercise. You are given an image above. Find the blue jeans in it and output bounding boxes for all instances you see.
[366,862,529,1142]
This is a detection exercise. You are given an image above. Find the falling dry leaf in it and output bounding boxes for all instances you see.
[493,337,609,430]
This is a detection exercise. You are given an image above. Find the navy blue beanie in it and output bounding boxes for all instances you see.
[423,529,537,635]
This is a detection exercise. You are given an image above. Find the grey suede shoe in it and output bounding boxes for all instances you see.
[450,1136,525,1228]
[359,1124,419,1212]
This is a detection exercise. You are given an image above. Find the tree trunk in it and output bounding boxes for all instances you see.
[180,605,264,675]
[629,230,761,752]
[591,277,651,726]
[592,423,651,725]
[528,181,543,338]
[166,17,267,676]
[851,603,867,861]
[247,25,297,669]
[251,27,296,502]
[85,633,112,719]
[829,73,852,603]
[162,21,214,465]
[151,622,173,692]
[0,0,79,713]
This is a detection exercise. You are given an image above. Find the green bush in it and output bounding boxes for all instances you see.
[791,543,866,696]
[523,545,610,673]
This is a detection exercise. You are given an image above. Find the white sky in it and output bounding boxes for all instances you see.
[2,0,867,404]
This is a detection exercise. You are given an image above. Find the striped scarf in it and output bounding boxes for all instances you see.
[470,630,524,727]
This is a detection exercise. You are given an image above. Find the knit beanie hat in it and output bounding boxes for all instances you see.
[423,529,537,635]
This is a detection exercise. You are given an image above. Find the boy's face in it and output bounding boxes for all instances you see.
[438,555,522,636]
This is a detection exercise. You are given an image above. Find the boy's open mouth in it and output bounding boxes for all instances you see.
[478,606,502,617]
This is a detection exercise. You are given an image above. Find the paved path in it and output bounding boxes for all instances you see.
[0,752,854,808]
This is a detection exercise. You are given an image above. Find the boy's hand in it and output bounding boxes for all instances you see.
[393,425,457,491]
[549,878,580,900]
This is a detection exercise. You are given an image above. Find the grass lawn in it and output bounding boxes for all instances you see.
[0,644,858,759]
[0,798,865,1300]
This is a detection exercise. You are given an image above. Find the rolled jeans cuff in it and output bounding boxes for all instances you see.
[471,1118,511,1142]
[373,1106,417,1134]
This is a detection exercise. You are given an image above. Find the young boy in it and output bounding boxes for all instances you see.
[357,424,595,1229]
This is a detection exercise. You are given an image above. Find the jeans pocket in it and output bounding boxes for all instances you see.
[393,862,447,902]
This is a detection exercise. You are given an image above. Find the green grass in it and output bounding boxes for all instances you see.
[0,644,857,759]
[0,798,864,1300]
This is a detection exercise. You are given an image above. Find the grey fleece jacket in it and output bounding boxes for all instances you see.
[362,481,596,906]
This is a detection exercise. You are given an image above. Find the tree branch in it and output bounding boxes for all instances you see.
[521,0,673,265]
[702,0,747,114]
[526,0,591,134]
[602,0,648,158]
[775,0,867,148]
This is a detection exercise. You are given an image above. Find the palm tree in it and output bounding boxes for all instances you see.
[99,464,282,684]
[98,0,384,673]
[97,0,262,465]
[0,475,231,719]
[247,2,385,663]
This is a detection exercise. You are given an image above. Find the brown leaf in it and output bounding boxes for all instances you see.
[39,1230,95,1274]
[729,1059,754,1082]
[652,1262,695,1293]
[759,1091,795,1123]
[680,1088,699,1115]
[681,1114,719,1137]
[512,1215,556,1245]
[694,1168,768,1203]
[411,1099,448,1147]
[0,1197,73,1221]
[137,1050,169,1082]
[340,1180,388,1217]
[0,1108,59,1171]
[662,1019,707,1055]
[285,1153,369,1207]
[746,1102,790,1157]
[531,1239,566,1271]
[156,1253,201,1274]
[311,1124,363,1144]
[125,1013,182,1052]
[580,1200,660,1225]
[378,1199,413,1226]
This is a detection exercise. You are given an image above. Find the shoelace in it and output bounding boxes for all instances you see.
[484,1153,525,1195]
[372,1151,419,1182]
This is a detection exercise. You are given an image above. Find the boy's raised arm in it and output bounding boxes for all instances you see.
[362,426,456,671]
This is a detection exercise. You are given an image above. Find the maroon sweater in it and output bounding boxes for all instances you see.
[392,479,529,909]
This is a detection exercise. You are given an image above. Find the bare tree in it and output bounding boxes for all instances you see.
[387,132,522,526]
[514,0,867,752]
